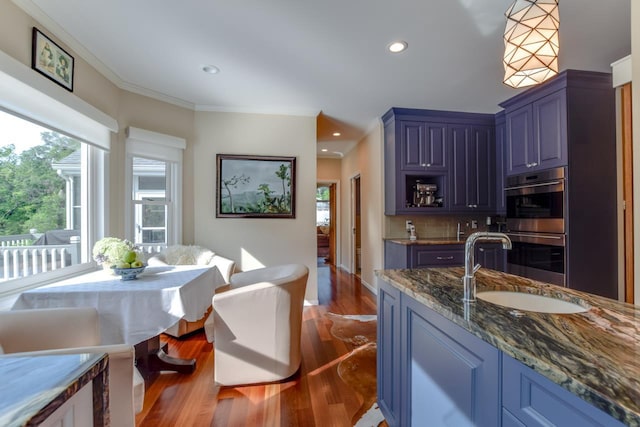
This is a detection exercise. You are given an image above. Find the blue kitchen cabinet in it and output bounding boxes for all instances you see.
[503,76,569,176]
[502,354,625,427]
[377,279,401,427]
[450,125,495,212]
[400,120,447,172]
[495,111,506,214]
[401,295,501,427]
[384,240,463,269]
[383,107,495,215]
[475,242,506,272]
[377,275,628,427]
[376,278,500,427]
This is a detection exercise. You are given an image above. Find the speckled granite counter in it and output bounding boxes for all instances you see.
[376,267,640,426]
[384,237,464,245]
[0,353,108,427]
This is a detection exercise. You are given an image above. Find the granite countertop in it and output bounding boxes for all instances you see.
[376,267,640,426]
[385,237,465,245]
[0,353,108,427]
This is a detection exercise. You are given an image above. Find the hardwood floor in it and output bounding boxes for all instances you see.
[136,262,378,427]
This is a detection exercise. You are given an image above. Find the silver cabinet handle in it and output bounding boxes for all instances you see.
[436,256,454,260]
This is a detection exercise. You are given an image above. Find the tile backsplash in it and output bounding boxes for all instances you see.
[385,214,503,240]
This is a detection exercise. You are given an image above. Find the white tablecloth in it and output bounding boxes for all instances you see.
[11,265,224,345]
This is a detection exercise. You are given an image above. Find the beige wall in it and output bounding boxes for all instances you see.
[0,1,320,302]
[632,2,640,305]
[0,2,196,242]
[340,123,384,291]
[192,112,318,302]
[317,158,342,181]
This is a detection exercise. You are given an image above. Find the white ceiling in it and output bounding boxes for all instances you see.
[15,0,631,158]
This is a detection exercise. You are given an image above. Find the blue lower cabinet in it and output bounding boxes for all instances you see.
[377,279,401,426]
[401,296,500,427]
[502,355,625,427]
[377,277,628,427]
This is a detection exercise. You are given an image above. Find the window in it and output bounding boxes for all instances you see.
[125,127,185,252]
[0,109,107,288]
[316,185,330,226]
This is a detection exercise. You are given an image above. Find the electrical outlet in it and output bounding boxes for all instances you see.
[471,220,478,229]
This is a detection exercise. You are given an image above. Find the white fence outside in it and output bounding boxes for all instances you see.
[0,238,167,282]
[0,236,81,281]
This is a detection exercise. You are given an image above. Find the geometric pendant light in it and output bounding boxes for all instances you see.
[503,0,560,88]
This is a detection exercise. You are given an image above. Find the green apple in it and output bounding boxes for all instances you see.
[117,262,131,269]
[131,260,144,268]
[124,250,138,264]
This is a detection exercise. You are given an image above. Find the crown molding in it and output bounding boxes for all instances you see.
[12,0,196,111]
[195,104,320,117]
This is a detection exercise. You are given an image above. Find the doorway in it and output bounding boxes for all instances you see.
[351,175,361,276]
[316,183,336,265]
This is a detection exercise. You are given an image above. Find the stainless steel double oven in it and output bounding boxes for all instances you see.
[504,167,566,286]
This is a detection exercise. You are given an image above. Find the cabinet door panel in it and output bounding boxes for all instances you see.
[502,354,625,427]
[400,121,426,170]
[534,91,567,169]
[425,123,448,170]
[402,297,500,427]
[472,126,494,210]
[450,125,470,210]
[495,117,506,213]
[377,281,401,426]
[506,105,533,175]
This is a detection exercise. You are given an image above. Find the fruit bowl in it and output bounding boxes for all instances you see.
[112,265,146,281]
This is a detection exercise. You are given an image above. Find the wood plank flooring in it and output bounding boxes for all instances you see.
[136,262,378,427]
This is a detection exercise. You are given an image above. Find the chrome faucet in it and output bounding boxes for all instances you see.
[462,232,512,302]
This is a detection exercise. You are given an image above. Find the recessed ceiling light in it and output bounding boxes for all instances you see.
[332,132,341,137]
[321,149,328,152]
[202,65,220,74]
[388,41,408,53]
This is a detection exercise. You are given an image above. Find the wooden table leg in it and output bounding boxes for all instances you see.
[135,335,196,378]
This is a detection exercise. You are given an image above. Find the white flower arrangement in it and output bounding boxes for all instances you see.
[92,237,139,266]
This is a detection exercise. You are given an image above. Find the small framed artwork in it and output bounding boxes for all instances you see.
[216,154,296,218]
[31,27,74,92]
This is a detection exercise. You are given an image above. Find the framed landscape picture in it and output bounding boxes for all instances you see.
[31,27,74,92]
[216,154,296,218]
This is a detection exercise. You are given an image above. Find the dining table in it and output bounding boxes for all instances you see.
[11,264,225,376]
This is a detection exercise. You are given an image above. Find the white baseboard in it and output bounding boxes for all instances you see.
[361,279,377,295]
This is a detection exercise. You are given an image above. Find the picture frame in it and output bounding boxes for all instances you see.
[31,27,74,92]
[216,154,296,218]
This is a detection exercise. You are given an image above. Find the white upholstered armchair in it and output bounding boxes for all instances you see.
[211,264,309,386]
[0,307,144,427]
[147,245,236,337]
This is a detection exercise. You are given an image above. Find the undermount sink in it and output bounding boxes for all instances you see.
[476,291,588,314]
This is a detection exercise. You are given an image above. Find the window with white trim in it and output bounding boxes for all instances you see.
[125,127,184,252]
[0,48,115,300]
[0,109,108,291]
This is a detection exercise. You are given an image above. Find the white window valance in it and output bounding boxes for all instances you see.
[0,48,116,150]
[126,127,186,162]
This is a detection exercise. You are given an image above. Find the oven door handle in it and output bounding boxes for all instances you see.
[503,181,562,191]
[506,232,563,240]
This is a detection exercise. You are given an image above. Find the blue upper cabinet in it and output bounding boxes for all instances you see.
[382,108,495,215]
[495,112,506,214]
[500,70,608,177]
[400,121,447,172]
[505,91,567,176]
[450,125,495,212]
